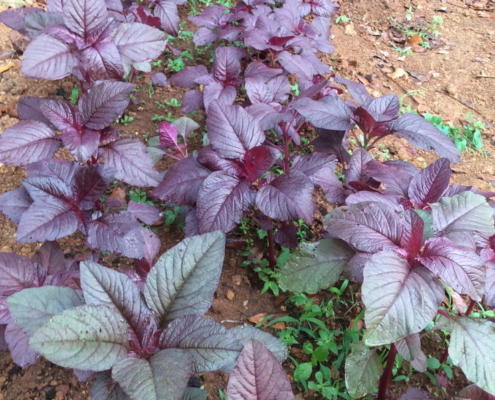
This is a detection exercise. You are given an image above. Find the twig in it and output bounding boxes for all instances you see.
[476,75,495,79]
[434,89,484,117]
[445,1,468,9]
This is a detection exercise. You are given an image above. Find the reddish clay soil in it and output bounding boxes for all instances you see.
[0,0,494,399]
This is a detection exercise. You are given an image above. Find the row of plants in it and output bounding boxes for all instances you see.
[0,0,494,398]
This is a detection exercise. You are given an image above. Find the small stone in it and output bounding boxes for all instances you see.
[416,157,426,162]
[0,376,6,385]
[56,385,70,395]
[242,300,248,307]
[55,392,64,400]
[445,83,457,96]
[50,381,59,386]
[344,24,357,36]
[232,275,242,286]
[0,246,11,253]
[0,392,4,400]
[482,166,494,175]
[226,290,235,300]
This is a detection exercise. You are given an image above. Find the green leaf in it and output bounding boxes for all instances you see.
[112,349,193,400]
[181,388,208,400]
[312,346,329,363]
[144,231,225,325]
[278,239,354,294]
[7,286,84,336]
[294,362,312,382]
[447,316,495,395]
[345,342,383,399]
[29,305,128,371]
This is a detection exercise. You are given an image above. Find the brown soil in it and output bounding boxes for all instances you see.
[0,0,494,399]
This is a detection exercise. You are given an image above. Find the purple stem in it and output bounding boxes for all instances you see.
[377,344,397,400]
[267,229,276,270]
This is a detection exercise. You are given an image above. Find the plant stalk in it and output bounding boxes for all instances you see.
[377,344,397,400]
[465,299,477,316]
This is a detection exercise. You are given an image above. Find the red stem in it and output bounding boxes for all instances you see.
[377,344,397,400]
[465,299,477,316]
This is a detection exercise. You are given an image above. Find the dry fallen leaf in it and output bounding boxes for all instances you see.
[389,68,407,80]
[110,187,127,206]
[0,60,14,74]
[406,34,422,45]
[451,291,468,314]
[248,313,286,330]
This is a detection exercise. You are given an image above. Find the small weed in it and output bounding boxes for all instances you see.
[69,86,80,104]
[156,98,181,108]
[152,113,175,122]
[335,15,351,24]
[129,189,154,206]
[116,115,134,125]
[424,112,484,152]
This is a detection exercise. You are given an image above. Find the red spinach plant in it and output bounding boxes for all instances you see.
[278,156,495,398]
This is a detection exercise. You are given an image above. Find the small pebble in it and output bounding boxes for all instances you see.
[232,275,242,286]
[226,290,235,300]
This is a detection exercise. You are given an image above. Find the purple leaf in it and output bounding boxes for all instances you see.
[365,160,412,197]
[245,62,282,82]
[154,0,180,35]
[92,371,130,400]
[150,72,168,87]
[400,210,424,260]
[169,65,208,88]
[203,82,236,110]
[159,121,180,148]
[458,385,495,400]
[323,202,403,253]
[227,339,294,400]
[419,237,485,301]
[61,128,100,163]
[335,75,372,106]
[79,81,135,130]
[244,146,280,183]
[391,113,461,163]
[256,171,315,223]
[395,334,427,372]
[212,46,246,83]
[0,8,40,34]
[17,97,55,128]
[139,227,161,267]
[40,100,83,132]
[278,51,328,81]
[482,250,495,308]
[0,120,59,166]
[0,253,38,296]
[366,94,400,119]
[87,211,145,258]
[24,12,65,38]
[181,90,205,113]
[128,201,162,225]
[197,172,256,233]
[152,155,211,205]
[345,148,372,185]
[363,251,444,345]
[292,95,353,131]
[197,145,244,176]
[207,102,265,159]
[0,187,33,224]
[32,241,66,276]
[79,42,125,81]
[75,164,115,209]
[63,0,108,39]
[81,260,152,342]
[312,128,349,163]
[5,321,38,368]
[98,138,161,187]
[160,315,242,371]
[399,388,436,400]
[274,225,299,248]
[113,22,167,67]
[345,192,402,212]
[17,198,78,242]
[291,153,338,186]
[185,207,200,237]
[408,158,451,208]
[431,192,495,247]
[21,34,77,80]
